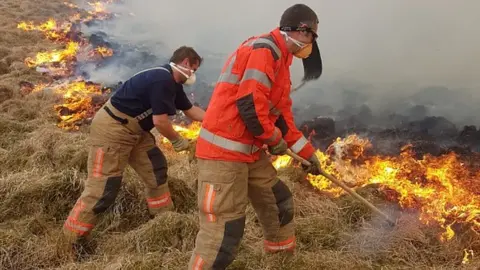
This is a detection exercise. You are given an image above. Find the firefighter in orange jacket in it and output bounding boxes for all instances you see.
[189,4,323,269]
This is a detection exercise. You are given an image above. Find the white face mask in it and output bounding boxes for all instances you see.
[169,62,197,85]
[280,31,307,48]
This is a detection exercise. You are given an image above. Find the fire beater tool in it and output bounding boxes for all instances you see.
[285,149,397,226]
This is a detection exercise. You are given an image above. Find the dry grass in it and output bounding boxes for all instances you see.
[1,0,480,269]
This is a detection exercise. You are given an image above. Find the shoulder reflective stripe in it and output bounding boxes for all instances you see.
[132,66,170,78]
[290,135,309,154]
[135,108,153,121]
[241,68,272,89]
[217,54,240,84]
[199,128,260,155]
[253,37,281,61]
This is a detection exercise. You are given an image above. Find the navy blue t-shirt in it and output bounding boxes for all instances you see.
[110,64,193,131]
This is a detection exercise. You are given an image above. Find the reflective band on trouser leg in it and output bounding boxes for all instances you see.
[264,236,296,252]
[64,217,94,236]
[147,192,171,208]
[191,254,206,270]
[188,159,249,270]
[63,199,94,237]
[203,183,217,222]
[92,147,104,178]
[290,135,309,154]
[199,128,260,155]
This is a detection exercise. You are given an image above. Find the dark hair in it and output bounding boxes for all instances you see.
[280,4,318,28]
[169,46,203,66]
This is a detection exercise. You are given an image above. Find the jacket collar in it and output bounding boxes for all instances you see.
[270,27,293,66]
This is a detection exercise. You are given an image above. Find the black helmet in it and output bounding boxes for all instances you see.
[280,4,323,85]
[280,4,319,38]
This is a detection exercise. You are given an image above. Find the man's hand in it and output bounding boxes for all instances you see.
[302,153,321,175]
[268,138,288,155]
[171,136,190,152]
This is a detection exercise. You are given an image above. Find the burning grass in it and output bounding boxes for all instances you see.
[0,0,479,269]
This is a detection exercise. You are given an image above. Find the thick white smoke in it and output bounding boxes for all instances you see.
[80,0,480,126]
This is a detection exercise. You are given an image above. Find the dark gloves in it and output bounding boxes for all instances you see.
[268,138,288,155]
[302,153,322,175]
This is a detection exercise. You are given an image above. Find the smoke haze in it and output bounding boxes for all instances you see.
[80,0,480,126]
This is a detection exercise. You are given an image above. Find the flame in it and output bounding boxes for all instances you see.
[17,0,118,131]
[86,1,114,21]
[462,249,474,264]
[88,1,107,13]
[95,46,113,57]
[17,18,72,42]
[161,122,201,144]
[52,80,110,131]
[24,41,79,68]
[297,135,480,241]
[272,155,293,169]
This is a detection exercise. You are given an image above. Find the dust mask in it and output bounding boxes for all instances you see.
[169,62,197,85]
[280,30,313,59]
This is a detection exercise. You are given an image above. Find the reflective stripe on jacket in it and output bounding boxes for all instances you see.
[196,27,315,163]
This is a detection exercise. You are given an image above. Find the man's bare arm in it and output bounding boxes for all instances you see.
[153,114,180,141]
[183,106,205,122]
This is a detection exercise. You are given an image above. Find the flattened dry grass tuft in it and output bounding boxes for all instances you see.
[100,212,198,255]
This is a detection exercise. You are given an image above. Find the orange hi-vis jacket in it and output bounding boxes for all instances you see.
[196,27,315,163]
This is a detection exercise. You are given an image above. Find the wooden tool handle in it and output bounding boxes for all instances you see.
[285,149,395,226]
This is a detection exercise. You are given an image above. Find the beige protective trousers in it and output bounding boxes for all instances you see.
[188,152,295,270]
[63,100,173,241]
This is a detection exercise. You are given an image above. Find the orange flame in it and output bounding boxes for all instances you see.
[159,123,480,241]
[160,122,201,144]
[95,46,113,58]
[52,80,110,131]
[24,41,79,68]
[304,135,480,242]
[17,18,72,42]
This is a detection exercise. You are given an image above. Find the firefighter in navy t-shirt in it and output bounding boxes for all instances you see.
[63,46,205,257]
